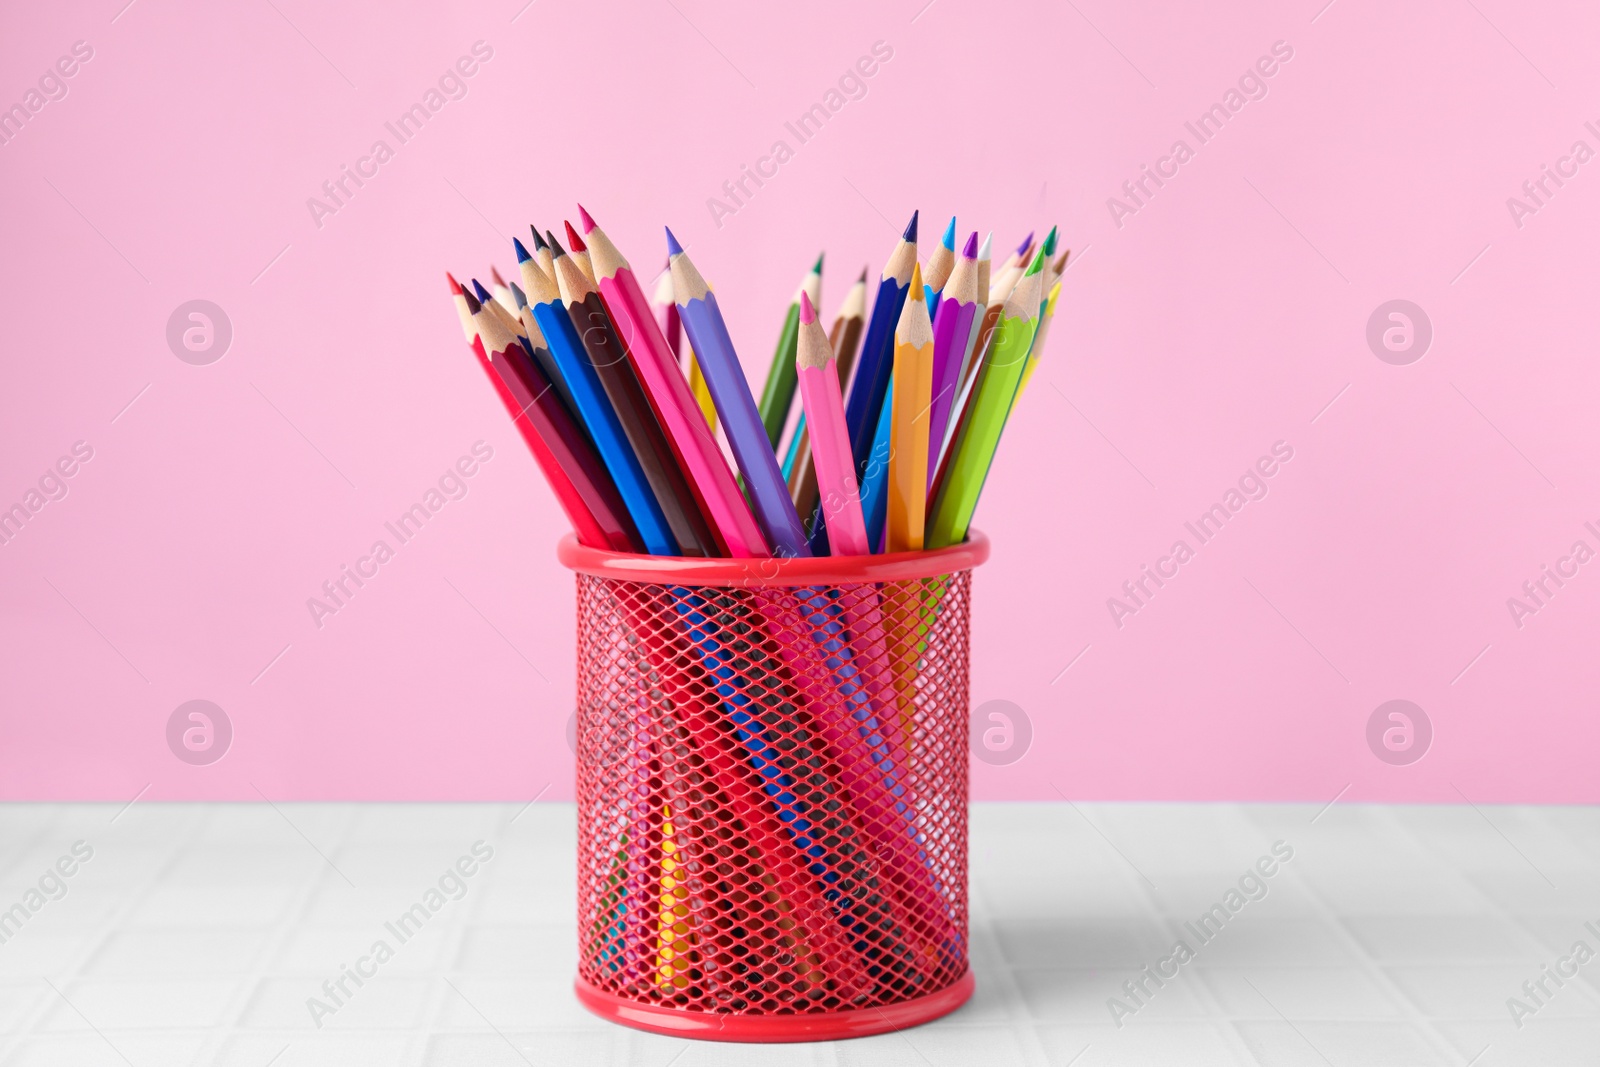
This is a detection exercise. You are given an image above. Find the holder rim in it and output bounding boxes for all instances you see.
[573,970,974,1042]
[557,530,989,585]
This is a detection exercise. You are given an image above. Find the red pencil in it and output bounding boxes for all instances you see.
[455,276,640,552]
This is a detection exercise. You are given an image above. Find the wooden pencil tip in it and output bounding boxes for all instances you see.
[1016,231,1034,256]
[563,221,587,253]
[857,266,869,283]
[577,203,597,234]
[513,237,531,263]
[546,230,567,257]
[471,279,493,303]
[909,261,923,291]
[1042,225,1059,255]
[529,226,549,251]
[978,231,993,259]
[903,209,919,242]
[1024,247,1046,275]
[664,227,684,256]
[446,270,461,294]
[462,286,482,313]
[962,231,979,258]
[812,251,824,273]
[799,290,816,325]
[940,215,956,250]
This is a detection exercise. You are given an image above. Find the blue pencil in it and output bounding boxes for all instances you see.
[857,376,895,553]
[518,253,678,555]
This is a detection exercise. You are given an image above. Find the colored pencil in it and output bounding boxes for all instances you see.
[818,210,917,554]
[927,248,1044,548]
[667,228,811,558]
[520,242,679,554]
[471,278,524,340]
[529,226,557,284]
[858,383,895,553]
[757,254,823,448]
[1017,275,1063,397]
[959,231,993,393]
[921,215,956,318]
[887,263,935,554]
[513,239,589,431]
[795,290,868,556]
[564,219,596,283]
[581,206,767,558]
[787,268,866,533]
[653,265,717,432]
[488,265,519,316]
[551,233,721,557]
[926,232,980,492]
[459,280,640,552]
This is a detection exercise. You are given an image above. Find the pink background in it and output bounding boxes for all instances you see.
[3,0,1597,803]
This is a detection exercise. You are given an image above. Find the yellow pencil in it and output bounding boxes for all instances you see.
[887,262,934,553]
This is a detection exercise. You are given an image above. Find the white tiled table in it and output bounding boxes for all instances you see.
[2,802,1596,1065]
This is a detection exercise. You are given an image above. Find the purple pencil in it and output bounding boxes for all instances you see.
[926,232,981,490]
[666,228,811,557]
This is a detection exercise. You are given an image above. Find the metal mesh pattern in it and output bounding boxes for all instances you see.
[574,569,972,1016]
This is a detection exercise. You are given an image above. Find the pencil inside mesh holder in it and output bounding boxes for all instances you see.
[562,534,985,1038]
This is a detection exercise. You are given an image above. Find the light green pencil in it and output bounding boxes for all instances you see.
[926,247,1044,548]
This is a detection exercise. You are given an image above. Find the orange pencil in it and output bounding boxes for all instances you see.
[886,263,934,553]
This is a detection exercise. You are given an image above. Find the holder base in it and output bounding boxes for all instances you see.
[573,970,975,1043]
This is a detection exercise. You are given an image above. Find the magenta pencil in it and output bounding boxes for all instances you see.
[926,232,981,489]
[795,292,868,557]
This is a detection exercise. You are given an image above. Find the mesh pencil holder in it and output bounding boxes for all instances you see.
[557,531,988,1042]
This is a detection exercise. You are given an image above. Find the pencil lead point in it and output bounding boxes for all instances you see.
[812,251,824,273]
[857,266,869,283]
[490,265,508,286]
[978,231,993,259]
[446,270,461,294]
[1042,225,1059,256]
[546,230,567,257]
[903,210,919,242]
[462,286,482,313]
[471,279,493,303]
[799,290,816,325]
[1024,247,1046,276]
[664,227,684,256]
[909,261,923,291]
[577,204,597,234]
[962,231,979,258]
[563,221,586,253]
[529,226,549,251]
[1016,231,1035,256]
[940,216,956,250]
[512,237,532,263]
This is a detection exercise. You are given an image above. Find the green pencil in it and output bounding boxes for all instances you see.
[756,253,822,448]
[926,247,1044,548]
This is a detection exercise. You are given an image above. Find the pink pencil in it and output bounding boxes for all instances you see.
[580,206,768,558]
[795,291,869,557]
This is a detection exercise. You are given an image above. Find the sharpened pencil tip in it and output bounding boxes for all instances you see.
[462,286,482,313]
[799,290,816,325]
[903,210,919,242]
[664,227,684,256]
[857,266,869,283]
[978,231,993,260]
[962,231,978,258]
[563,221,586,253]
[446,270,461,294]
[529,226,549,251]
[812,251,824,273]
[490,265,508,286]
[940,216,956,250]
[546,230,567,257]
[512,238,531,263]
[909,261,923,291]
[577,204,596,234]
[1016,231,1035,256]
[471,279,493,303]
[1042,225,1058,256]
[1025,247,1046,275]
